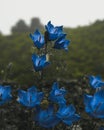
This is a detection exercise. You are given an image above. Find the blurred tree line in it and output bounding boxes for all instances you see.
[11,17,44,34]
[0,18,104,85]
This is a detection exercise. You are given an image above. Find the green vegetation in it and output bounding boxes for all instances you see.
[0,19,104,85]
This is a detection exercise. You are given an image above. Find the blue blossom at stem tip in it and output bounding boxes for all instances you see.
[89,75,104,89]
[34,104,60,128]
[45,21,64,41]
[32,54,50,72]
[0,85,12,105]
[54,34,70,51]
[84,89,104,118]
[30,29,45,49]
[56,104,80,125]
[49,82,67,105]
[17,86,44,108]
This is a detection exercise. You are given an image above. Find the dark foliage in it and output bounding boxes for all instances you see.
[0,78,104,130]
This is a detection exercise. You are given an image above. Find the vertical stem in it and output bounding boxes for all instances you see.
[39,71,43,81]
[44,31,48,55]
[39,31,49,81]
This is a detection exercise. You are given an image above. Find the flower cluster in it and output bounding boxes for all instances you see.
[30,21,70,72]
[34,103,80,128]
[0,83,80,128]
[16,82,80,128]
[33,82,80,128]
[84,75,104,118]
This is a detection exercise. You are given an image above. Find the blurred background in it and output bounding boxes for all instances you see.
[0,0,104,130]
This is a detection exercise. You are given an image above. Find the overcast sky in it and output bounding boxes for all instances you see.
[0,0,104,34]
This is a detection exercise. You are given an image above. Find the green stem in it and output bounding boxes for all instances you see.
[44,31,48,54]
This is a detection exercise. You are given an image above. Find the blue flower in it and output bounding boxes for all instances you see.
[32,54,50,72]
[54,34,70,51]
[34,105,60,128]
[30,29,45,49]
[49,82,67,105]
[84,89,104,118]
[89,75,104,89]
[56,104,80,126]
[0,85,12,105]
[17,86,44,108]
[45,21,64,40]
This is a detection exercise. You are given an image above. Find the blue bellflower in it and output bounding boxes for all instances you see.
[84,89,104,118]
[49,82,67,105]
[32,54,50,72]
[17,86,44,108]
[56,104,80,126]
[45,21,64,41]
[34,105,60,128]
[89,75,104,89]
[0,85,12,105]
[54,34,70,51]
[30,30,45,49]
